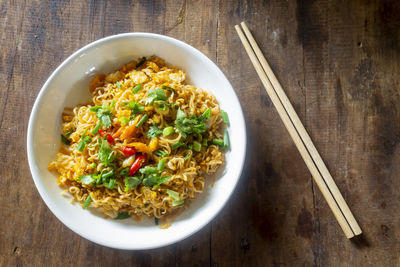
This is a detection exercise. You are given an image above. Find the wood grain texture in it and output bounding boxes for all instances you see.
[1,0,399,266]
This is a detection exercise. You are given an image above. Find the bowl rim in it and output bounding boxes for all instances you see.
[27,32,246,250]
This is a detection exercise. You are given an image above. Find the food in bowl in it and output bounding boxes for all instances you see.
[48,56,231,222]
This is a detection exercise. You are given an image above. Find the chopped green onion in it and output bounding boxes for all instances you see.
[64,129,73,137]
[203,139,208,147]
[167,189,184,206]
[184,151,191,161]
[221,110,230,125]
[224,130,230,148]
[83,195,92,209]
[163,126,174,136]
[110,99,116,109]
[89,106,102,112]
[101,170,114,179]
[116,82,122,89]
[139,167,158,175]
[115,212,131,220]
[212,138,224,147]
[61,134,71,145]
[172,199,184,206]
[136,114,149,127]
[89,163,97,169]
[132,84,142,94]
[135,57,146,69]
[91,122,101,134]
[104,178,116,189]
[120,167,130,176]
[83,136,92,143]
[157,158,167,171]
[155,150,168,157]
[171,142,185,150]
[77,140,86,152]
[193,141,202,152]
[119,116,130,126]
[200,108,211,119]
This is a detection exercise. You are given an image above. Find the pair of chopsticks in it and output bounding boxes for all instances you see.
[235,22,362,239]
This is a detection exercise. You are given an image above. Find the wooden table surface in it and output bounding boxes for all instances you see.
[1,0,400,266]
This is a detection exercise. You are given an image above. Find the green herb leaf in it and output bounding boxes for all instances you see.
[128,101,145,115]
[139,167,158,175]
[125,176,142,191]
[152,176,171,189]
[83,195,92,209]
[115,212,131,220]
[61,134,71,145]
[146,124,163,139]
[104,178,116,189]
[78,174,95,185]
[174,109,208,139]
[132,84,142,94]
[145,88,167,105]
[101,170,114,179]
[90,106,102,112]
[116,82,122,89]
[99,138,115,166]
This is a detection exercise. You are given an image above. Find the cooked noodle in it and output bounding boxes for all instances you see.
[48,56,226,220]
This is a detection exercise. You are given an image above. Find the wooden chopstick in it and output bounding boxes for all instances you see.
[235,22,362,238]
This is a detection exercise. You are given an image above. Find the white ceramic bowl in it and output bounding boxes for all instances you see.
[27,33,246,250]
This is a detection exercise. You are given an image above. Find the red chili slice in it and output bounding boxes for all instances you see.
[106,134,114,144]
[122,146,136,156]
[98,129,106,137]
[129,155,147,176]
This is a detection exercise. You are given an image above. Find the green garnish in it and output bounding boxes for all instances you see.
[142,174,171,188]
[221,110,230,125]
[128,101,145,115]
[124,176,142,191]
[83,136,92,143]
[132,84,142,94]
[101,170,114,179]
[83,195,92,209]
[174,108,210,138]
[161,85,176,94]
[155,150,168,157]
[171,142,185,150]
[94,104,113,128]
[162,126,174,136]
[136,114,148,127]
[139,167,158,175]
[77,140,86,152]
[184,151,192,161]
[157,158,167,171]
[146,124,162,139]
[91,122,102,134]
[98,138,115,166]
[145,88,167,105]
[212,138,224,147]
[116,82,122,89]
[89,106,102,112]
[78,174,96,185]
[120,167,130,176]
[61,134,71,145]
[135,57,146,69]
[104,178,116,189]
[193,141,202,152]
[89,162,97,169]
[224,130,230,148]
[119,116,130,126]
[115,212,131,220]
[203,139,208,147]
[166,189,184,206]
